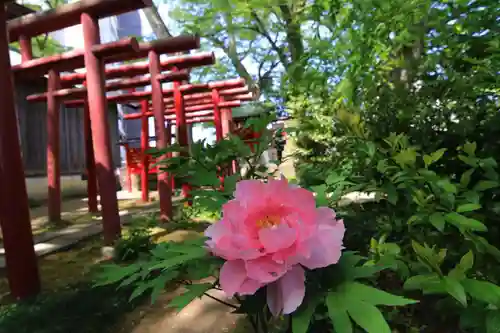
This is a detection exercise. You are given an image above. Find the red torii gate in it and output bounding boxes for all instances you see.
[27,53,216,215]
[110,79,251,202]
[0,0,160,299]
[19,38,202,222]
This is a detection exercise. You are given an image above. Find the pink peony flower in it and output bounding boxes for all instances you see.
[205,178,345,316]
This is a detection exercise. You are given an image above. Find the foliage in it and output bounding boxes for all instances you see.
[291,0,499,184]
[313,128,500,332]
[96,115,421,333]
[282,0,500,331]
[113,216,156,262]
[0,283,144,333]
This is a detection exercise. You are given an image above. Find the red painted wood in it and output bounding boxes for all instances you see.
[164,110,213,120]
[89,36,138,58]
[165,122,175,191]
[223,93,254,101]
[219,87,249,96]
[8,0,152,42]
[173,77,192,205]
[94,79,245,104]
[81,12,121,244]
[149,50,172,220]
[13,37,139,79]
[27,70,189,102]
[211,89,223,141]
[140,100,149,202]
[83,100,99,213]
[47,69,61,222]
[0,4,40,299]
[106,35,199,63]
[221,97,233,138]
[18,34,32,61]
[60,52,214,87]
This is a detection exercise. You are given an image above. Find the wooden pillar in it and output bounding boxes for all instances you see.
[173,77,192,205]
[83,100,98,213]
[211,89,223,141]
[19,35,33,62]
[0,6,40,298]
[220,95,233,138]
[166,122,175,191]
[140,100,150,202]
[149,50,172,220]
[81,13,121,244]
[47,70,61,221]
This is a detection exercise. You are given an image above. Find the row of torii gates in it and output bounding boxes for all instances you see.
[0,0,254,299]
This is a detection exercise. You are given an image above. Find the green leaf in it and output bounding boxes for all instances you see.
[462,279,500,306]
[383,183,398,205]
[312,184,328,206]
[223,174,239,194]
[463,142,477,156]
[459,251,474,272]
[189,169,221,187]
[393,148,417,168]
[326,293,353,333]
[292,299,319,333]
[129,282,152,302]
[346,301,391,333]
[168,283,213,311]
[443,277,467,307]
[460,169,475,188]
[457,203,482,213]
[437,179,457,194]
[423,148,446,167]
[341,282,418,306]
[445,212,487,232]
[486,311,500,333]
[429,213,446,232]
[326,172,345,185]
[150,271,179,305]
[150,250,208,271]
[404,274,441,291]
[458,155,478,167]
[411,241,442,273]
[474,180,499,192]
[94,264,141,286]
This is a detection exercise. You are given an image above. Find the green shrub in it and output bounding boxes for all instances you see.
[113,216,155,262]
[311,122,500,331]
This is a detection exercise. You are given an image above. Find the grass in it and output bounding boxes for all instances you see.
[0,282,146,333]
[0,201,219,333]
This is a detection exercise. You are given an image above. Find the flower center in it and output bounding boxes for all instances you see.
[256,215,280,228]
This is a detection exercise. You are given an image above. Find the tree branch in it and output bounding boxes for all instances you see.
[250,10,289,68]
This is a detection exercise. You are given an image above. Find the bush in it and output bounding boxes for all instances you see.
[113,216,155,262]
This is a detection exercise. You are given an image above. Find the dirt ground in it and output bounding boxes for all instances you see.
[117,289,245,333]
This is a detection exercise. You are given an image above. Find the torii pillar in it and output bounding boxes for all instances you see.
[149,50,172,220]
[140,99,150,203]
[172,71,192,205]
[83,98,99,213]
[0,4,40,298]
[81,13,121,243]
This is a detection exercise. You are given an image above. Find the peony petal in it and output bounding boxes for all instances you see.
[220,260,247,297]
[280,266,306,314]
[300,221,345,269]
[235,180,267,207]
[204,218,230,241]
[266,282,283,317]
[259,224,296,253]
[239,278,264,295]
[316,206,337,224]
[222,200,245,226]
[246,256,288,283]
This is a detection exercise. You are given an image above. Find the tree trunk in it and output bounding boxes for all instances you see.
[142,4,173,38]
